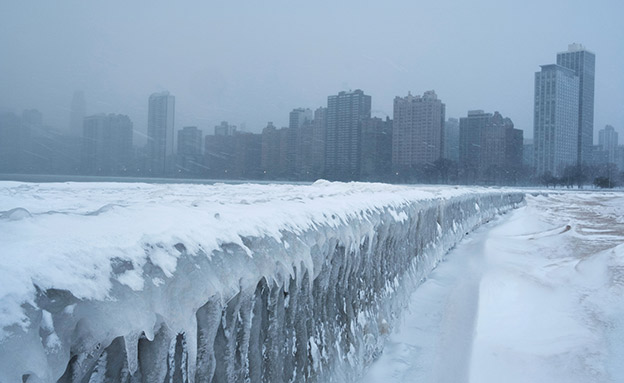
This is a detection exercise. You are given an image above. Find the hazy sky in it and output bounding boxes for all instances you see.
[1,0,623,142]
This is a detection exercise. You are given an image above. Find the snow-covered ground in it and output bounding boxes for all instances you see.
[0,181,523,382]
[362,191,624,383]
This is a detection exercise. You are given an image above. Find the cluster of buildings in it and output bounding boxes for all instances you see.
[0,44,622,185]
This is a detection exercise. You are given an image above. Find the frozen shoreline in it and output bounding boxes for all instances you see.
[363,192,624,383]
[0,181,523,382]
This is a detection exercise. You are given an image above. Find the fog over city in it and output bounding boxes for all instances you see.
[3,2,624,382]
[1,0,622,142]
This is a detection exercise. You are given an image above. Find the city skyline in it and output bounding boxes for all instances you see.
[1,1,622,142]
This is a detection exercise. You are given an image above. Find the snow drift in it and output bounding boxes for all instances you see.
[0,181,524,382]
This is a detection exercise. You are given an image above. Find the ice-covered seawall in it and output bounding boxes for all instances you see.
[0,181,524,383]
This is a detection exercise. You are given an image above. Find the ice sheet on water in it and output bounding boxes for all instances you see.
[0,181,523,382]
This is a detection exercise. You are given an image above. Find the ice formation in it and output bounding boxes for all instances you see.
[0,181,524,382]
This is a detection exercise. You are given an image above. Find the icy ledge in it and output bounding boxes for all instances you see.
[0,181,524,382]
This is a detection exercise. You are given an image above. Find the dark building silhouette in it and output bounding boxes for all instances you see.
[82,114,133,175]
[523,139,535,169]
[233,132,262,179]
[176,126,203,174]
[325,90,371,180]
[289,108,313,130]
[459,110,523,184]
[443,118,459,163]
[261,122,281,178]
[215,121,237,136]
[295,108,327,180]
[360,117,392,180]
[205,122,236,177]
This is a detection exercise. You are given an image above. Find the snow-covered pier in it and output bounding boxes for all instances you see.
[0,181,523,382]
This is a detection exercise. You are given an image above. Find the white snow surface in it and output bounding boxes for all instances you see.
[0,181,524,382]
[363,191,624,383]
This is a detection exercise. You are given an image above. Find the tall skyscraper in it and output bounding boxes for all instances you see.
[325,90,371,180]
[147,91,175,175]
[69,91,86,137]
[556,44,595,165]
[82,114,133,175]
[392,91,445,168]
[533,64,579,177]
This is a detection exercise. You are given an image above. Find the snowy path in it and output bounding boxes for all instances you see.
[362,192,624,383]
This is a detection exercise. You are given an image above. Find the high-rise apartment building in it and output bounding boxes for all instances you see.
[459,110,492,181]
[443,117,459,162]
[147,91,175,175]
[556,44,595,165]
[82,114,133,175]
[289,108,313,130]
[533,64,579,177]
[215,121,236,136]
[392,91,445,168]
[261,122,281,178]
[295,107,327,180]
[205,124,235,177]
[360,117,392,180]
[523,139,535,169]
[459,110,522,183]
[325,90,371,180]
[598,125,618,164]
[177,126,203,174]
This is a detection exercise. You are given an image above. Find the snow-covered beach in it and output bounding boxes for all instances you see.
[1,181,622,382]
[363,191,624,382]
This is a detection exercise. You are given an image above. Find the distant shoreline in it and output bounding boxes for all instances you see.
[0,173,311,185]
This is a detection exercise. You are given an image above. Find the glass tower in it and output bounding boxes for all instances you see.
[556,44,595,166]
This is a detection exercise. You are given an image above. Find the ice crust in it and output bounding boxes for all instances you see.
[0,181,524,382]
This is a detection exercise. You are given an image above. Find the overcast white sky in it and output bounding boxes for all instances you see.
[1,0,622,142]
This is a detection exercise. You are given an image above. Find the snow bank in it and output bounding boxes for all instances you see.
[361,191,624,383]
[0,181,523,382]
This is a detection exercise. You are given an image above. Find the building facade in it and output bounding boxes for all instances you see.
[215,121,236,136]
[360,117,392,180]
[205,122,236,177]
[392,91,445,168]
[598,125,618,164]
[261,122,280,178]
[443,117,459,163]
[533,64,579,177]
[289,108,313,130]
[82,114,133,175]
[556,44,595,165]
[147,91,175,175]
[325,90,371,180]
[176,126,203,174]
[459,110,522,183]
